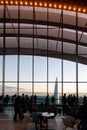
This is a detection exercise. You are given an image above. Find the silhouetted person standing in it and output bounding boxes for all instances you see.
[13,96,22,121]
[34,94,37,105]
[62,93,67,115]
[21,94,27,113]
[51,95,55,105]
[4,94,10,106]
[45,94,49,105]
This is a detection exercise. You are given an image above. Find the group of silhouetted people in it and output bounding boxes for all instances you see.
[13,94,31,121]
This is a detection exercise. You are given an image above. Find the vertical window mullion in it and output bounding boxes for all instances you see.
[2,4,6,96]
[47,7,49,96]
[17,4,20,95]
[32,3,35,95]
[76,12,78,104]
[61,5,63,104]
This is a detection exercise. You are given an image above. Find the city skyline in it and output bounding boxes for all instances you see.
[0,55,87,96]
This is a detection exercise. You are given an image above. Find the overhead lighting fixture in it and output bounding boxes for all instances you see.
[59,4,62,9]
[10,1,13,4]
[25,1,28,6]
[6,1,8,4]
[68,6,71,10]
[1,0,4,4]
[83,9,86,13]
[54,4,57,8]
[15,1,18,5]
[39,2,42,6]
[0,0,86,14]
[44,3,47,7]
[34,2,37,6]
[73,7,76,11]
[49,3,52,8]
[30,2,33,6]
[78,8,81,12]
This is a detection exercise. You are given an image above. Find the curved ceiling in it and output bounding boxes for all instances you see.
[0,3,87,64]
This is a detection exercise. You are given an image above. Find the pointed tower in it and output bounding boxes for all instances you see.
[54,78,58,104]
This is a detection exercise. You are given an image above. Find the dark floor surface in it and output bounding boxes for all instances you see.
[0,106,56,130]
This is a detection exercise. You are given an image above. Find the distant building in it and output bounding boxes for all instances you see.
[54,78,58,104]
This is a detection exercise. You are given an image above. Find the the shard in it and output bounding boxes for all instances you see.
[54,78,58,104]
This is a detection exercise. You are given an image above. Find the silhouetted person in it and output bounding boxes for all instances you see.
[4,94,10,106]
[34,94,37,105]
[51,95,55,105]
[21,94,27,113]
[62,93,67,115]
[13,96,23,121]
[30,95,34,104]
[0,95,3,112]
[45,94,49,105]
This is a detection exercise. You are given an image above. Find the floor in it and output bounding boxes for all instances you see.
[0,106,56,130]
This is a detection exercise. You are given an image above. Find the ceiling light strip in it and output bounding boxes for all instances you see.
[0,0,86,14]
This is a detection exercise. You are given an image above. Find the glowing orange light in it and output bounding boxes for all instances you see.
[64,5,66,9]
[25,1,28,5]
[83,9,86,13]
[34,2,37,6]
[73,7,76,11]
[39,2,42,6]
[10,1,13,4]
[78,8,81,12]
[54,4,57,8]
[68,6,71,10]
[5,1,8,4]
[20,1,23,5]
[49,3,52,7]
[15,1,18,5]
[1,0,4,4]
[44,3,47,7]
[30,2,32,6]
[59,4,62,9]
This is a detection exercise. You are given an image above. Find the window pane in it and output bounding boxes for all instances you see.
[78,63,87,81]
[78,83,87,105]
[48,58,61,81]
[34,83,47,95]
[63,60,76,81]
[19,83,32,95]
[78,83,87,96]
[63,83,76,96]
[34,56,47,81]
[20,55,32,81]
[34,83,47,104]
[5,55,17,81]
[0,56,2,81]
[5,83,17,95]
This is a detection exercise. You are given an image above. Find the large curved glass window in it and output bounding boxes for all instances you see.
[0,3,87,106]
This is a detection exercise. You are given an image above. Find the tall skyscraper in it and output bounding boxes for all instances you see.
[54,78,58,104]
